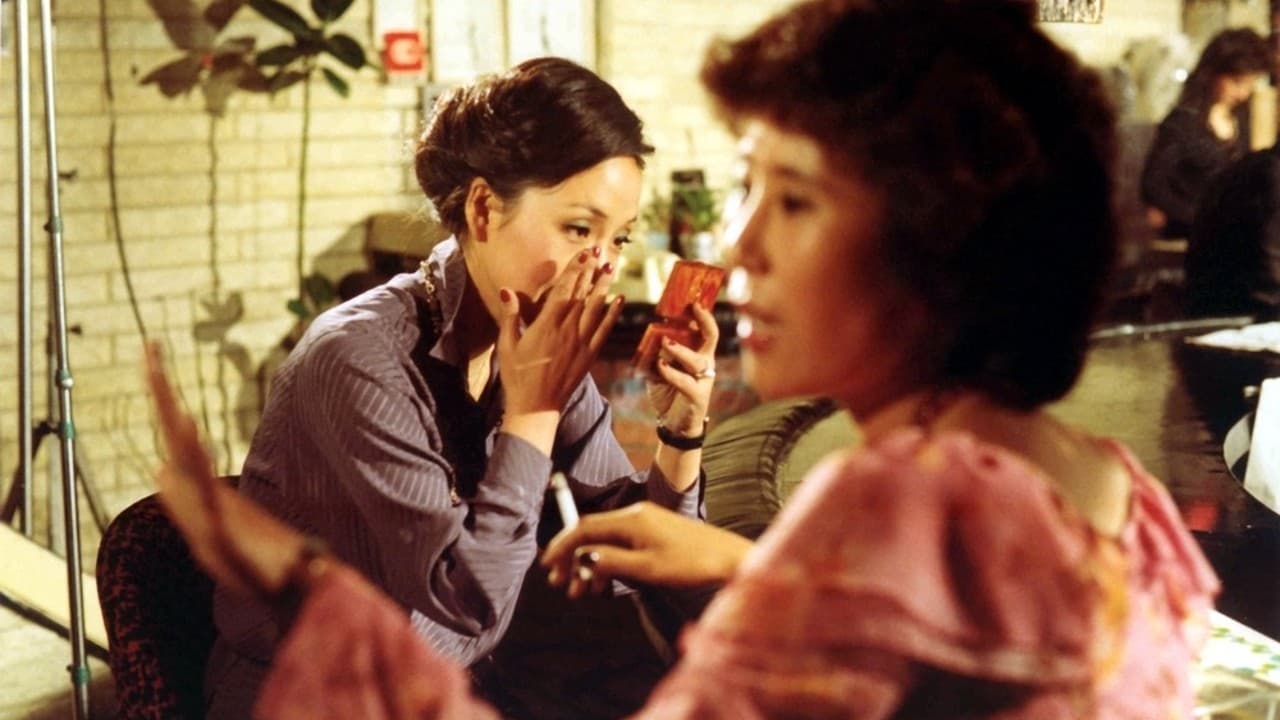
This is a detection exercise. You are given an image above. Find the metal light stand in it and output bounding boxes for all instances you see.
[11,0,33,544]
[10,0,93,715]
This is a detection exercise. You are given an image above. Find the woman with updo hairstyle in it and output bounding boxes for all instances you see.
[198,56,717,719]
[417,56,650,239]
[1142,27,1272,238]
[145,3,1218,718]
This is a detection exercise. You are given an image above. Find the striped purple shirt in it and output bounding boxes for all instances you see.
[204,239,701,717]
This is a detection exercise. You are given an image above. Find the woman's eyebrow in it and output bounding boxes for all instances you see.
[566,204,637,226]
[568,203,607,218]
[740,148,822,186]
[764,162,822,186]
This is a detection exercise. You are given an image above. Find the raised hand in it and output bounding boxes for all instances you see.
[540,501,752,599]
[496,248,624,451]
[646,302,719,436]
[144,341,305,597]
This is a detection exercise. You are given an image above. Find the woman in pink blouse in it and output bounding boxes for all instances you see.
[145,0,1219,717]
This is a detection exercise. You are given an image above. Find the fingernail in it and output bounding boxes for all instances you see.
[615,295,625,305]
[592,246,602,257]
[576,566,595,583]
[576,549,600,567]
[499,288,511,303]
[602,262,614,274]
[579,253,589,264]
[548,567,561,585]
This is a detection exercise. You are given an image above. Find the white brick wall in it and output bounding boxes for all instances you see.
[600,0,796,195]
[1,1,422,710]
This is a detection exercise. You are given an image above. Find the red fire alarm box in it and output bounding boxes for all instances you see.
[383,30,424,75]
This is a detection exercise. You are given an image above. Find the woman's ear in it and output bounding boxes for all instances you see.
[463,178,499,242]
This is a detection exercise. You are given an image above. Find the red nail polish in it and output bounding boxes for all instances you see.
[500,288,510,303]
[579,253,588,264]
[602,262,613,274]
[592,246,602,257]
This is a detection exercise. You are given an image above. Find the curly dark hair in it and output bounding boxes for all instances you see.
[701,0,1117,410]
[1177,27,1272,117]
[415,57,654,236]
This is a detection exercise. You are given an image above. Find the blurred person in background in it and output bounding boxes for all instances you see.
[1185,143,1280,319]
[1141,27,1272,238]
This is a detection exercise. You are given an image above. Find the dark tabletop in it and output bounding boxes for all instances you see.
[1051,322,1280,638]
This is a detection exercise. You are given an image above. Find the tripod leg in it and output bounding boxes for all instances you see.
[0,471,26,530]
[72,445,110,534]
[1,422,53,532]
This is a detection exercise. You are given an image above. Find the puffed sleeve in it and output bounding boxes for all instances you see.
[256,564,502,720]
[631,429,1115,718]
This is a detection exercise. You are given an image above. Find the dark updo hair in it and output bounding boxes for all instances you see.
[702,0,1117,410]
[415,57,653,236]
[1177,27,1272,116]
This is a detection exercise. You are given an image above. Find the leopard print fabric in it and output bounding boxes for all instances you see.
[96,494,217,719]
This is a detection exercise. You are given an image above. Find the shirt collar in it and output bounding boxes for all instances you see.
[423,236,470,366]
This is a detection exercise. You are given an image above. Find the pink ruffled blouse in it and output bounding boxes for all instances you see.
[635,428,1220,719]
[258,428,1219,719]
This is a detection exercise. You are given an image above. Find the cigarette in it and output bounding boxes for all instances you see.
[550,472,579,529]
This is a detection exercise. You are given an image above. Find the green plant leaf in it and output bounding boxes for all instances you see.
[249,0,314,39]
[266,69,308,93]
[311,0,355,24]
[640,190,671,231]
[323,33,365,69]
[672,185,721,232]
[297,37,326,56]
[286,297,312,320]
[302,273,336,306]
[257,43,302,66]
[321,66,349,97]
